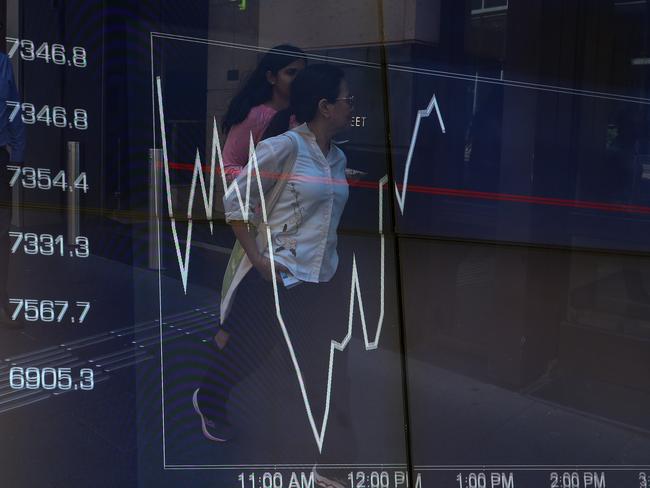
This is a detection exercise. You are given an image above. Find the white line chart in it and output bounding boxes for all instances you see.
[394,94,445,214]
[155,76,445,452]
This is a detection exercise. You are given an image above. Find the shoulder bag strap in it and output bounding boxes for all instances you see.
[263,131,299,215]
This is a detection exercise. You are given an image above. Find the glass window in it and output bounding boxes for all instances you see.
[0,1,648,486]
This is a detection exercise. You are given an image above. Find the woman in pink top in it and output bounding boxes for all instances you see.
[221,44,305,181]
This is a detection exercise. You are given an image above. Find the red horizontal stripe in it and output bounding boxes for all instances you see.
[165,161,650,216]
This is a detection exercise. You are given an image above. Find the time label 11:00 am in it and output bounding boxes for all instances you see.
[9,367,94,391]
[5,38,87,67]
[9,233,89,258]
[7,166,88,192]
[9,299,90,324]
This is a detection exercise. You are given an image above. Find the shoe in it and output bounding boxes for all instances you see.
[0,307,24,330]
[313,467,347,488]
[192,388,232,442]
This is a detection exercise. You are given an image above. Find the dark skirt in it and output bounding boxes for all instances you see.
[198,262,352,438]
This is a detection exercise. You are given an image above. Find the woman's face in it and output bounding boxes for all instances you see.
[268,59,306,102]
[328,79,354,132]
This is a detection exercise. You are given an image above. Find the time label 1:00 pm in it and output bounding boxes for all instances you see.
[9,367,94,391]
[9,233,89,258]
[457,473,514,488]
[6,166,88,192]
[8,299,90,324]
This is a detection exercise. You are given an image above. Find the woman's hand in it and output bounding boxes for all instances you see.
[228,221,291,283]
[252,254,290,283]
[229,222,287,283]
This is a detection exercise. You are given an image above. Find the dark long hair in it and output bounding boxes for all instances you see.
[263,64,345,139]
[221,44,305,136]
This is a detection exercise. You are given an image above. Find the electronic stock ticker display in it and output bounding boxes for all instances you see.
[0,1,649,488]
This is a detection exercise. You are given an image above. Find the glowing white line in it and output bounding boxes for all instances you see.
[153,37,166,465]
[394,94,446,215]
[156,77,226,292]
[155,77,434,451]
[152,33,650,105]
[266,176,388,452]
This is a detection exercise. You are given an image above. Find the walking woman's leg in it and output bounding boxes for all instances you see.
[194,271,280,440]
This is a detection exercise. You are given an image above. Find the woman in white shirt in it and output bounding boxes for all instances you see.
[193,64,354,450]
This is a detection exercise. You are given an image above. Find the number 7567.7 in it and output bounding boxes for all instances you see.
[8,299,91,324]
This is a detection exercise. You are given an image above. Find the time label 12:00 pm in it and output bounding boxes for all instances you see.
[8,299,90,324]
[9,233,89,258]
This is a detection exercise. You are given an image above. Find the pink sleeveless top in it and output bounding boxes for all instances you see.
[222,104,296,179]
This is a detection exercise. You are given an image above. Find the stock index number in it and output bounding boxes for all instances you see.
[6,102,88,130]
[9,233,89,258]
[9,366,94,391]
[7,166,88,192]
[5,38,87,68]
[9,299,90,324]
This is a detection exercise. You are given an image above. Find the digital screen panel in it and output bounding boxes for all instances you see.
[151,33,408,473]
[390,68,650,253]
[0,1,648,488]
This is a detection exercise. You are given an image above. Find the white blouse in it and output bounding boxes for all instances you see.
[223,123,349,283]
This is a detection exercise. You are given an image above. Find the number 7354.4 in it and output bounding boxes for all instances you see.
[6,166,88,192]
[8,299,90,324]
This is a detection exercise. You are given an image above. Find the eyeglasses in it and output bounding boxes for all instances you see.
[335,95,355,106]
